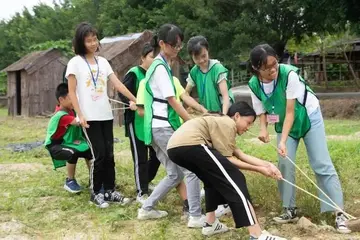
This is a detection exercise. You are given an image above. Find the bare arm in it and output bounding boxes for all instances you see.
[185,83,193,95]
[280,99,295,144]
[218,80,230,115]
[180,92,207,113]
[233,148,270,167]
[68,75,83,117]
[137,106,144,117]
[227,156,263,172]
[109,73,136,102]
[167,97,191,121]
[258,113,270,143]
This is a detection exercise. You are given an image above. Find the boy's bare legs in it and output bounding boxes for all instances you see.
[66,162,76,179]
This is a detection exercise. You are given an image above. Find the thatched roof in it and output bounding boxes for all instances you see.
[99,31,153,61]
[2,48,66,74]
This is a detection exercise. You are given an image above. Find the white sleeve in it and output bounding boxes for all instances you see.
[153,65,175,99]
[65,57,78,78]
[286,71,303,99]
[250,92,266,115]
[186,74,195,87]
[102,58,114,78]
[217,72,227,84]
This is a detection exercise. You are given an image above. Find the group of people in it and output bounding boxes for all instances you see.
[44,22,351,239]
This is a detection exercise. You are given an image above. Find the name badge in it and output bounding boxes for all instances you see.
[267,114,279,124]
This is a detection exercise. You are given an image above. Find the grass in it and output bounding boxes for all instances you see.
[0,108,360,239]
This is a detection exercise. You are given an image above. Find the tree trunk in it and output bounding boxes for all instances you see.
[343,51,360,88]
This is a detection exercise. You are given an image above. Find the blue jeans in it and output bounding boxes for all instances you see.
[277,107,344,212]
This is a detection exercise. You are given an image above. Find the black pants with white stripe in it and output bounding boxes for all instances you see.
[168,144,256,228]
[128,122,161,195]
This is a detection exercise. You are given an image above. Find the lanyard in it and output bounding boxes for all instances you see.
[261,79,277,112]
[83,56,99,88]
[159,54,172,76]
[200,61,210,102]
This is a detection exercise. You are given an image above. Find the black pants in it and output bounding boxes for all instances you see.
[48,144,92,164]
[168,144,257,228]
[85,120,115,193]
[128,122,160,195]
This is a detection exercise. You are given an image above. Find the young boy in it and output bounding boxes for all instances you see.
[45,83,91,193]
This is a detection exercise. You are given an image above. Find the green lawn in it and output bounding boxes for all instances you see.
[0,108,360,239]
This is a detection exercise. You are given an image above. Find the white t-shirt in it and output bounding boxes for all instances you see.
[66,55,114,121]
[251,71,319,116]
[149,55,175,128]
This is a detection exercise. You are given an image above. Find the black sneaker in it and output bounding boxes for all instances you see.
[273,207,299,223]
[104,190,131,206]
[90,193,109,208]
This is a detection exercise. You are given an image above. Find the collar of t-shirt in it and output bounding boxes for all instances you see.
[156,55,171,69]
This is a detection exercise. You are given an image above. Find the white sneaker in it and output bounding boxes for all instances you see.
[200,188,205,198]
[215,204,232,218]
[257,231,287,240]
[136,194,149,205]
[187,215,206,228]
[137,208,168,220]
[335,212,352,234]
[202,218,229,236]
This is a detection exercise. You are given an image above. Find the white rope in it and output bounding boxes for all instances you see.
[82,126,95,191]
[109,98,129,106]
[112,107,130,111]
[281,178,355,219]
[246,131,356,220]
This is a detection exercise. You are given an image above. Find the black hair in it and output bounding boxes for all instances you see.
[55,83,69,101]
[227,101,257,121]
[141,42,154,58]
[248,44,278,74]
[150,23,184,55]
[73,22,99,56]
[187,36,209,56]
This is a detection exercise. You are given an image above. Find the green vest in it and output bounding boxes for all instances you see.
[127,66,146,141]
[44,110,89,169]
[248,64,315,139]
[143,58,181,145]
[189,61,234,112]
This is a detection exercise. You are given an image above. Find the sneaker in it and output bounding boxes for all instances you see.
[215,204,232,218]
[90,193,109,208]
[273,207,299,224]
[187,215,206,228]
[104,190,131,206]
[64,178,81,193]
[335,212,351,234]
[250,231,287,240]
[137,208,168,220]
[202,218,229,236]
[136,193,149,205]
[200,188,205,198]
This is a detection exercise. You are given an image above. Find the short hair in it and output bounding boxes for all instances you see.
[187,36,209,56]
[150,23,184,55]
[248,44,278,74]
[227,101,257,121]
[55,83,69,101]
[73,22,99,56]
[141,43,154,57]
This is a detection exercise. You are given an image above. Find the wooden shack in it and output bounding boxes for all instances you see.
[2,48,68,116]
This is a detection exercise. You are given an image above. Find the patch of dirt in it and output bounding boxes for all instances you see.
[0,163,45,174]
[321,99,360,118]
[0,220,25,234]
